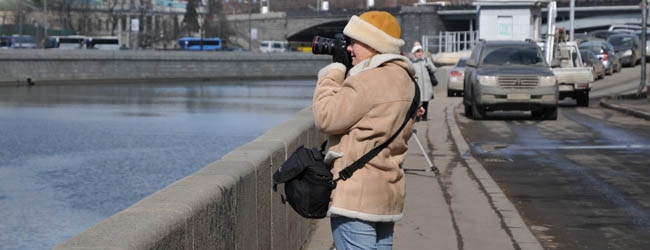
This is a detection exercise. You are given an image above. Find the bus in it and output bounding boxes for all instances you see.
[8,35,37,49]
[0,36,10,49]
[86,36,120,50]
[51,35,88,49]
[176,37,222,51]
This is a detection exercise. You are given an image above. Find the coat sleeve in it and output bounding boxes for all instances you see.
[426,57,437,71]
[312,69,373,135]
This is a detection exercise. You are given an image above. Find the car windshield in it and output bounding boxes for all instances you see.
[580,45,604,54]
[14,36,35,43]
[456,59,467,67]
[608,36,633,46]
[480,46,545,66]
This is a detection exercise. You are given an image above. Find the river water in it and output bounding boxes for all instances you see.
[0,80,314,250]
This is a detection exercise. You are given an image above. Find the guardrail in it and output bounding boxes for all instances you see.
[54,107,326,250]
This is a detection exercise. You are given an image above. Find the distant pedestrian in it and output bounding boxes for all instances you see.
[410,44,437,121]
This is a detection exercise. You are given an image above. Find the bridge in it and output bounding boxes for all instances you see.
[225,4,646,50]
[226,6,444,51]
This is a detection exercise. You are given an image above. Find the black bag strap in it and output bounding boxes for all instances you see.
[335,69,420,182]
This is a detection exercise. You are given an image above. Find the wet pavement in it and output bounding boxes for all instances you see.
[600,92,650,121]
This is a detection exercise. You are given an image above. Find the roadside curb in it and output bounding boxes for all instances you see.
[599,99,650,121]
[445,104,544,250]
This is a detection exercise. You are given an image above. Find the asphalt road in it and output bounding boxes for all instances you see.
[447,65,650,250]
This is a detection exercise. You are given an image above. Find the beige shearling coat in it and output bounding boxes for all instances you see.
[312,54,416,222]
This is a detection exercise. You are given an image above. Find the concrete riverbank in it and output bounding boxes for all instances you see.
[0,50,330,86]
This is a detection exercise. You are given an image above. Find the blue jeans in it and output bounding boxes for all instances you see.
[330,216,395,250]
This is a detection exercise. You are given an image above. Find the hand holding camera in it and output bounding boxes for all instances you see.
[312,34,352,73]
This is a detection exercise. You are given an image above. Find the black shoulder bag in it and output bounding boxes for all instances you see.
[425,58,438,87]
[272,72,420,219]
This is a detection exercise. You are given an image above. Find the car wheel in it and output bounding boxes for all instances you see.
[545,107,558,120]
[448,89,453,97]
[531,109,544,120]
[464,88,472,117]
[576,92,589,107]
[471,97,484,120]
[532,107,557,120]
[607,66,613,75]
[464,103,472,117]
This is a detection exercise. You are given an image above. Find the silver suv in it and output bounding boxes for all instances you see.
[463,40,558,120]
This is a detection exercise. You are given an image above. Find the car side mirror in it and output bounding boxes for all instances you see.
[466,59,476,67]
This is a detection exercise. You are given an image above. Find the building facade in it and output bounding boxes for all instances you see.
[0,0,639,49]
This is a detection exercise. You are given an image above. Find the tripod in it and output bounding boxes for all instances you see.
[404,129,440,177]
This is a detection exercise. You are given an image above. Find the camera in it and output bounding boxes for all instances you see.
[312,33,352,70]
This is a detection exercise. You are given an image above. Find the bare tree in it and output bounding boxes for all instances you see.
[204,0,233,40]
[182,0,199,36]
[104,0,121,36]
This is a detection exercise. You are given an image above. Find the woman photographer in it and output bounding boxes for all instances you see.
[312,11,419,250]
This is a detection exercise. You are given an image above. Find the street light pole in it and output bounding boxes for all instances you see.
[248,0,251,51]
[641,0,648,97]
[569,0,574,41]
[16,0,23,38]
[44,0,48,37]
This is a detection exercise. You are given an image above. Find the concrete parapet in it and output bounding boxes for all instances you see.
[0,50,330,86]
[54,107,326,250]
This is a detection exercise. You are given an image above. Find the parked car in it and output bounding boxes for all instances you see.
[587,29,619,40]
[607,33,642,67]
[552,42,594,107]
[579,40,621,75]
[447,57,467,97]
[608,23,643,33]
[634,31,650,60]
[580,49,605,81]
[259,40,287,53]
[463,40,558,120]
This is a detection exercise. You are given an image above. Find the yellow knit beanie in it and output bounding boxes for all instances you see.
[343,11,405,54]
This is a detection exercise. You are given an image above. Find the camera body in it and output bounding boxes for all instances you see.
[312,33,352,71]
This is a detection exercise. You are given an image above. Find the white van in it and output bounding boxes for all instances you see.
[259,40,287,53]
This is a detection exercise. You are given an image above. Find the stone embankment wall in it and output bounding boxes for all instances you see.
[0,50,330,85]
[54,107,325,250]
[0,50,330,249]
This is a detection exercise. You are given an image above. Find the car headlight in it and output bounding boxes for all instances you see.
[623,49,633,56]
[477,75,498,86]
[539,75,556,86]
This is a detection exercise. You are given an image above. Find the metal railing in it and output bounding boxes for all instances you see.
[422,30,478,54]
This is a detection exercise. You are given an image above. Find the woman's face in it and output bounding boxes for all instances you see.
[415,50,423,59]
[347,39,377,66]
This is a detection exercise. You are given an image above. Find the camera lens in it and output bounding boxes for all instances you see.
[312,36,336,55]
